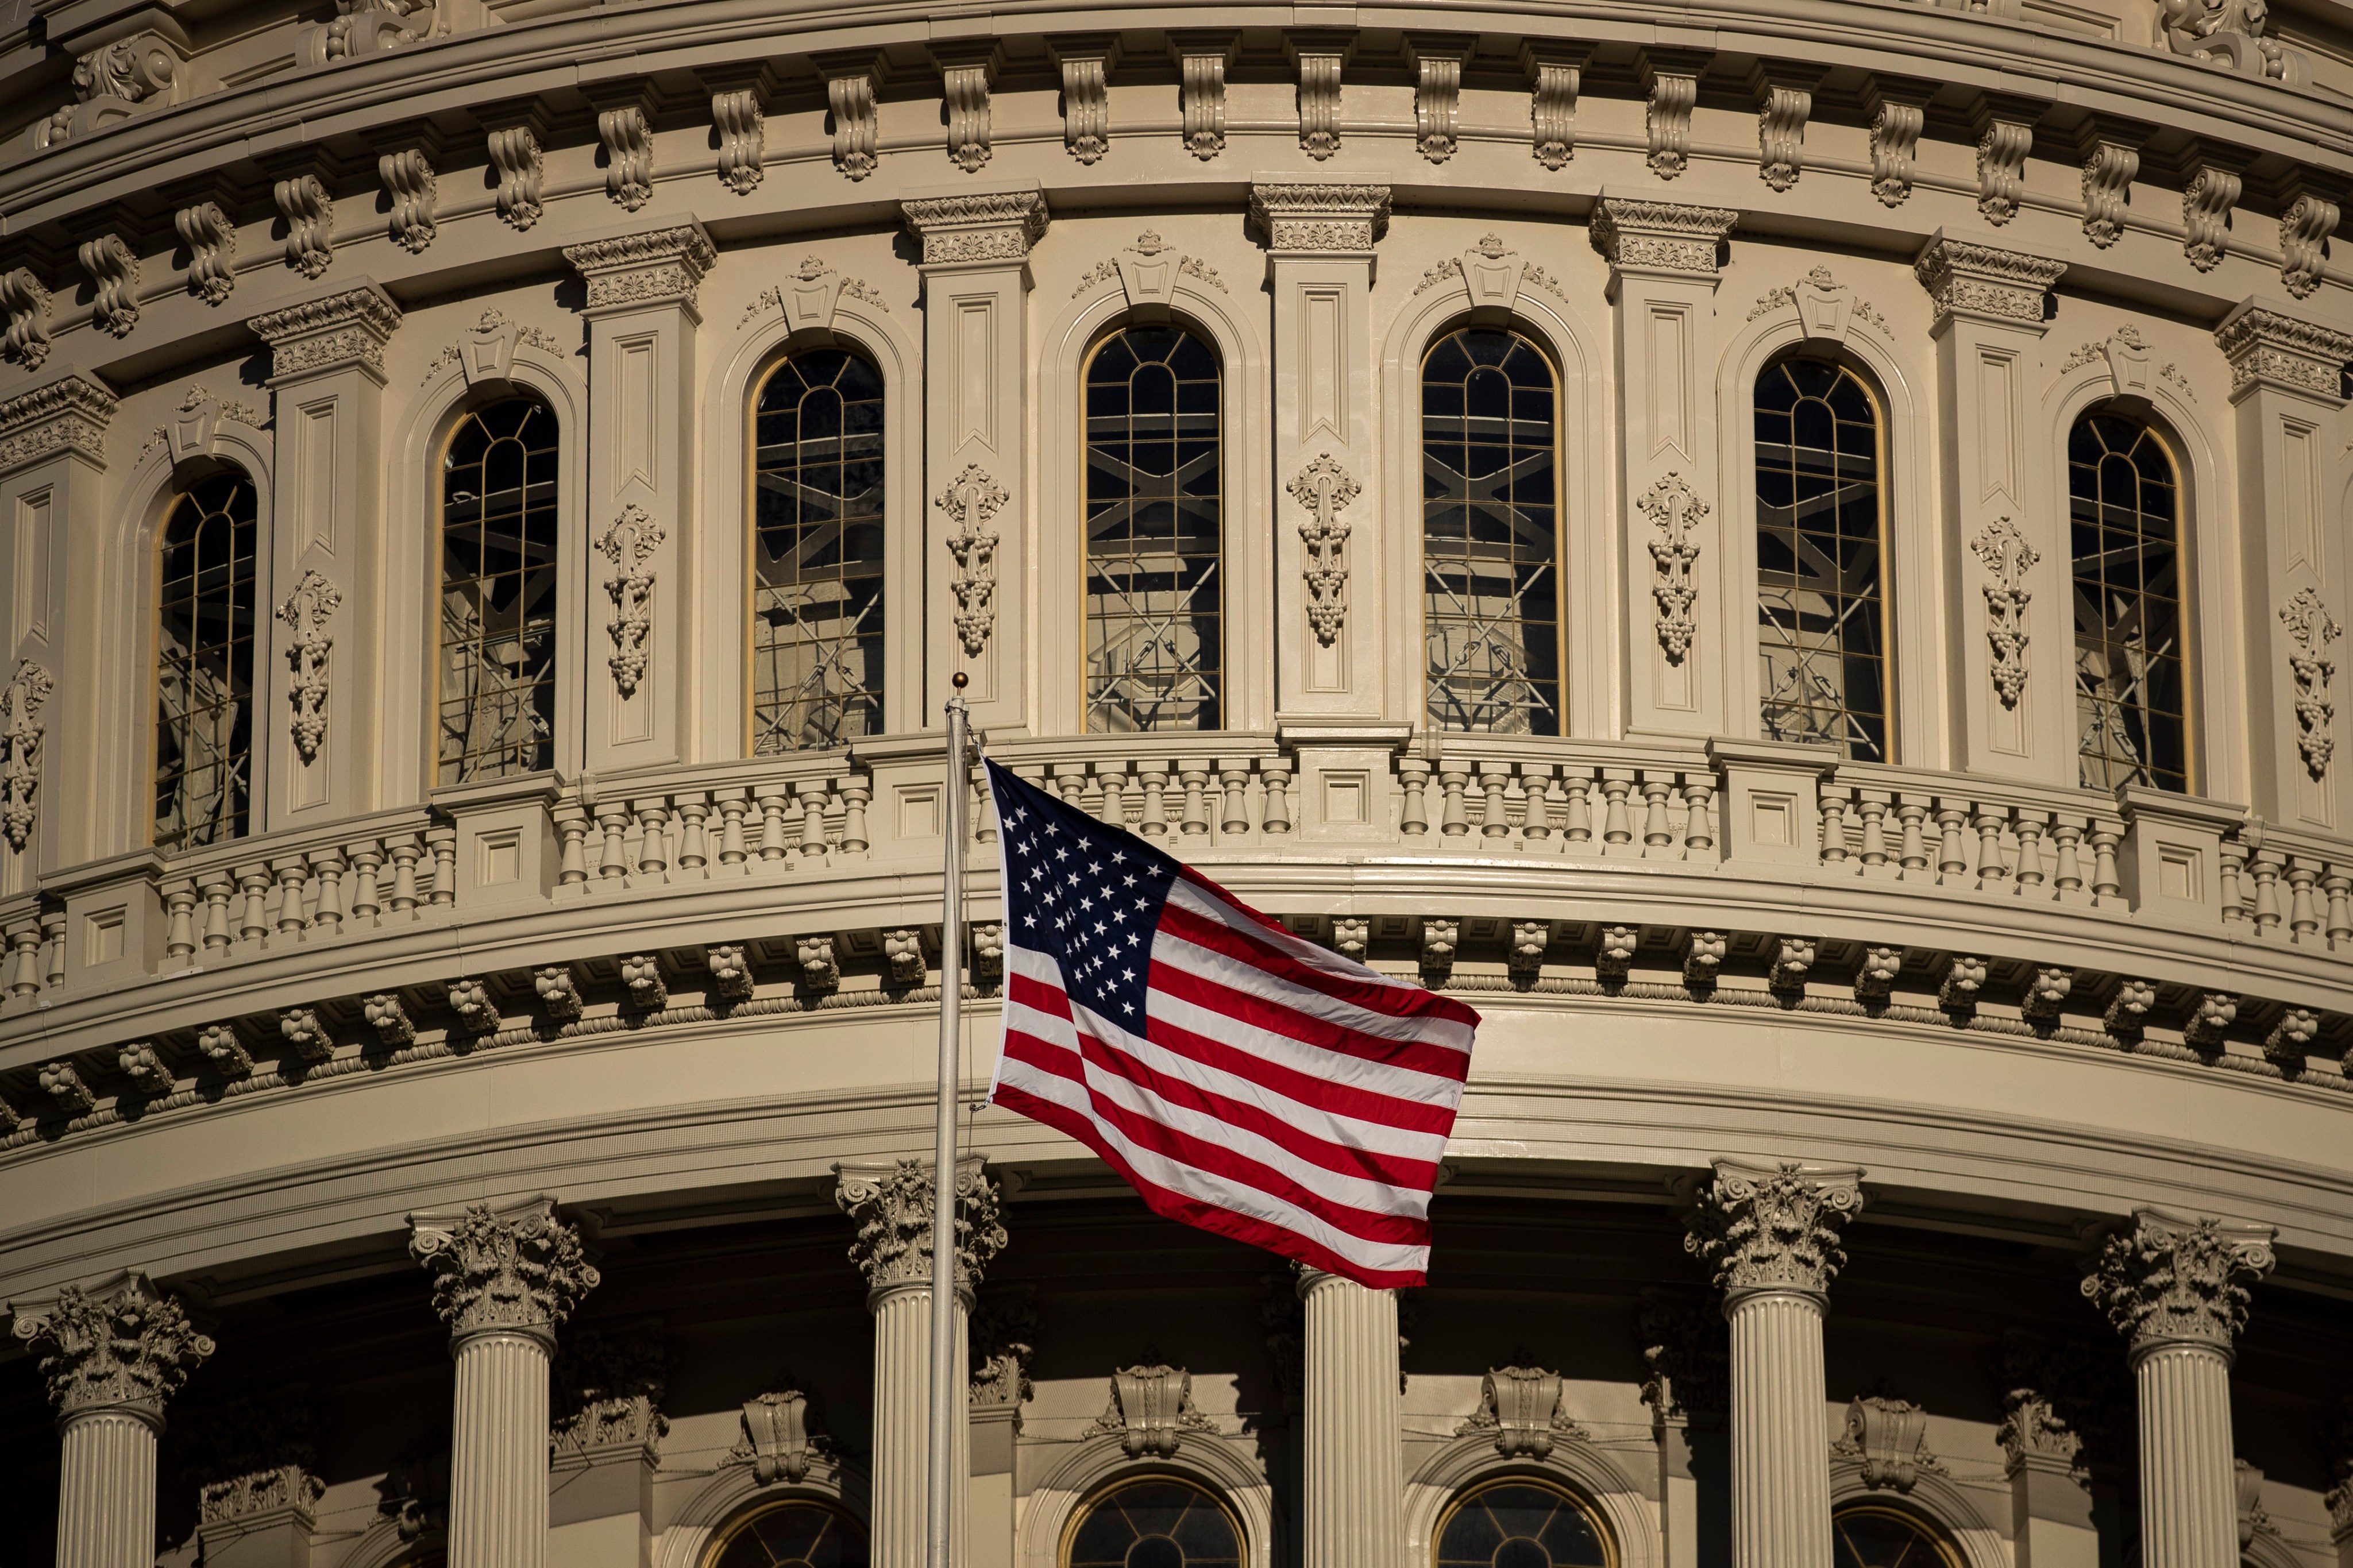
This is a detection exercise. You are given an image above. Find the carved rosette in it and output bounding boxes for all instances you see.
[901,191,1049,267]
[1683,1158,1865,1306]
[1970,517,2038,708]
[562,223,718,316]
[275,570,341,762]
[1590,199,1737,280]
[0,374,118,478]
[597,504,664,697]
[1638,473,1707,662]
[1913,238,2067,331]
[250,284,404,381]
[937,464,1006,656]
[407,1196,599,1347]
[2081,1208,2275,1360]
[9,1271,214,1423]
[1249,181,1392,256]
[1288,452,1359,645]
[834,1156,1006,1304]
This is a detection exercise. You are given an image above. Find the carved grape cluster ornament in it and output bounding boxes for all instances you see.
[1640,473,1707,662]
[2279,588,2340,777]
[275,570,341,762]
[10,1273,214,1418]
[938,463,1006,657]
[0,658,55,851]
[597,504,664,698]
[408,1198,599,1342]
[1683,1159,1864,1302]
[1971,517,2038,708]
[834,1157,1006,1299]
[2081,1210,2274,1354]
[1288,452,1359,646]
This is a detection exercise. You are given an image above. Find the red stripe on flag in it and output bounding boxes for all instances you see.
[1173,870,1483,1028]
[1159,891,1480,1032]
[1147,955,1475,1087]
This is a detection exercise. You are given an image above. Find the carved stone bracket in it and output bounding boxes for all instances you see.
[1683,1158,1865,1305]
[597,504,664,698]
[2280,193,2339,300]
[562,223,718,317]
[1175,34,1234,160]
[1590,198,1736,280]
[938,463,1006,656]
[1407,37,1469,164]
[1290,33,1347,160]
[1833,1395,1946,1491]
[932,42,1000,171]
[2182,164,2242,272]
[407,1195,599,1346]
[275,570,341,762]
[821,55,883,181]
[1970,518,2038,709]
[1864,82,1929,207]
[2081,1208,2275,1358]
[1522,43,1583,170]
[596,102,653,211]
[1914,236,2066,333]
[485,118,545,230]
[901,191,1050,267]
[1638,473,1707,663]
[1973,105,2036,225]
[1091,1361,1220,1457]
[379,146,438,254]
[1641,59,1697,179]
[0,269,53,370]
[712,88,765,195]
[175,201,237,306]
[251,283,403,383]
[2279,588,2341,777]
[2080,140,2142,249]
[272,175,335,280]
[1054,37,1116,164]
[1288,452,1359,646]
[834,1156,1006,1303]
[1457,1362,1586,1457]
[8,1270,214,1421]
[0,659,55,851]
[79,233,140,338]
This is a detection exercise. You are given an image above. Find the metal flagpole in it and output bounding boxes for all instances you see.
[925,671,970,1568]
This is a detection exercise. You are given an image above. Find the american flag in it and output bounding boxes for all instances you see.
[984,760,1480,1288]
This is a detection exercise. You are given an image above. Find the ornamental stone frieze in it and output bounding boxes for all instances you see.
[1683,1158,1865,1304]
[0,374,117,477]
[900,189,1049,267]
[1249,181,1391,256]
[250,284,403,382]
[2081,1208,2276,1357]
[9,1271,214,1422]
[2215,300,2353,403]
[407,1196,599,1346]
[834,1156,1006,1303]
[1589,197,1737,280]
[562,222,718,316]
[1914,234,2067,331]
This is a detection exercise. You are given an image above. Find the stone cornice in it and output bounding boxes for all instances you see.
[562,222,718,316]
[2081,1207,2275,1360]
[1683,1158,1865,1304]
[249,281,403,383]
[900,188,1049,267]
[407,1194,598,1346]
[1249,180,1391,256]
[1589,196,1738,280]
[2215,298,2353,404]
[834,1155,1005,1304]
[1914,231,2068,332]
[7,1269,213,1423]
[0,373,116,476]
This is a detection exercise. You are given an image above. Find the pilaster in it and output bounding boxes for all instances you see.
[1996,1344,2109,1568]
[1913,231,2069,781]
[249,282,399,827]
[548,1324,668,1568]
[562,222,713,771]
[901,186,1045,736]
[836,1157,1006,1568]
[0,373,110,885]
[2081,1208,2275,1568]
[188,1392,327,1568]
[1251,179,1390,719]
[2215,299,2353,830]
[408,1196,599,1568]
[9,1270,214,1568]
[1639,1300,1728,1568]
[1683,1159,1864,1568]
[1298,1267,1402,1568]
[1591,193,1737,738]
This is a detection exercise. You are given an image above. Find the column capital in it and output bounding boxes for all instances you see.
[7,1269,213,1426]
[1589,194,1737,282]
[1637,1297,1729,1427]
[2080,1207,2275,1361]
[249,280,402,383]
[900,186,1049,267]
[1249,180,1391,257]
[407,1195,599,1347]
[2215,297,2353,405]
[561,221,718,317]
[190,1389,325,1535]
[0,372,117,478]
[1913,230,2067,333]
[1682,1158,1864,1305]
[834,1155,1005,1304]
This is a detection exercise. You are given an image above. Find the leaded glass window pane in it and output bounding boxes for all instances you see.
[709,1500,869,1568]
[155,473,257,851]
[2070,413,2186,793]
[1434,1481,1612,1568]
[1422,327,1562,735]
[1066,1479,1242,1568]
[1757,360,1887,761]
[1832,1507,1961,1568]
[1085,325,1222,732]
[753,349,886,752]
[439,397,560,785]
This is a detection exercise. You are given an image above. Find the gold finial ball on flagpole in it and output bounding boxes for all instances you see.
[952,671,968,690]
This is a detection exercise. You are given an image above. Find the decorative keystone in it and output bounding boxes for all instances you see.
[834,1156,1005,1303]
[407,1196,598,1346]
[619,955,667,1011]
[707,944,756,1001]
[1090,1361,1220,1457]
[2081,1208,2274,1358]
[9,1271,214,1421]
[1458,1362,1584,1457]
[731,1383,834,1484]
[1684,1158,1865,1305]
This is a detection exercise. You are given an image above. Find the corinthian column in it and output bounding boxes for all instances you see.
[1298,1268,1403,1568]
[409,1196,600,1568]
[9,1270,214,1568]
[2081,1209,2275,1568]
[1683,1158,1865,1568]
[836,1158,1006,1568]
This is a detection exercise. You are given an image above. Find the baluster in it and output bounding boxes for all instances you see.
[1218,762,1251,837]
[1895,798,1930,876]
[1179,767,1212,837]
[755,786,793,861]
[163,880,199,961]
[715,790,750,867]
[2051,820,2085,897]
[2219,837,2247,921]
[1137,764,1170,836]
[237,866,272,944]
[201,872,237,955]
[1818,786,1851,866]
[1640,776,1675,855]
[426,827,458,907]
[1261,760,1293,835]
[550,805,589,887]
[1934,805,1970,883]
[2013,812,2048,892]
[796,781,830,856]
[971,765,998,844]
[1053,764,1090,812]
[349,844,385,923]
[1971,806,2008,889]
[634,798,672,878]
[1519,764,1555,843]
[1437,759,1472,837]
[9,923,41,995]
[1560,770,1594,852]
[40,906,64,988]
[592,804,628,880]
[1095,760,1129,827]
[1599,773,1636,853]
[386,837,422,913]
[1681,778,1716,859]
[2250,852,2283,934]
[272,856,311,936]
[838,777,870,855]
[308,849,346,935]
[1478,763,1512,838]
[1397,758,1432,836]
[674,795,710,876]
[2324,871,2353,947]
[1856,791,1891,870]
[2088,822,2123,904]
[2286,859,2320,942]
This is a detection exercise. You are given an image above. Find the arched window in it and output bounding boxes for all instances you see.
[1831,1503,1962,1568]
[1433,1479,1611,1568]
[1083,325,1223,733]
[1756,359,1887,762]
[155,471,257,852]
[752,348,886,753]
[1065,1477,1242,1568]
[1422,326,1562,735]
[438,396,559,785]
[2069,412,2186,793]
[705,1499,867,1568]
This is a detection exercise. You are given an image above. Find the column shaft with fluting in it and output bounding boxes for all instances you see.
[1301,1269,1403,1568]
[56,1411,159,1568]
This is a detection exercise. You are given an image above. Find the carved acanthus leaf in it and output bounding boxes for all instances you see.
[1683,1159,1864,1301]
[408,1197,599,1341]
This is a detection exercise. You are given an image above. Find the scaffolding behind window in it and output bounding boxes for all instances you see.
[1084,325,1223,732]
[1756,359,1887,761]
[2071,413,2187,793]
[155,473,257,851]
[752,349,886,752]
[1421,327,1562,734]
[439,396,560,785]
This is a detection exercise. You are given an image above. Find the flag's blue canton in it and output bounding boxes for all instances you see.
[990,762,1179,1030]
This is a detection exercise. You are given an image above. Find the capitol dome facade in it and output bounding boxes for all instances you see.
[0,0,2350,1565]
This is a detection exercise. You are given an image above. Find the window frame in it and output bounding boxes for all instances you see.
[700,1494,871,1568]
[149,466,261,853]
[1430,1474,1617,1568]
[2066,407,2195,797]
[1829,1500,1967,1568]
[1058,1473,1248,1568]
